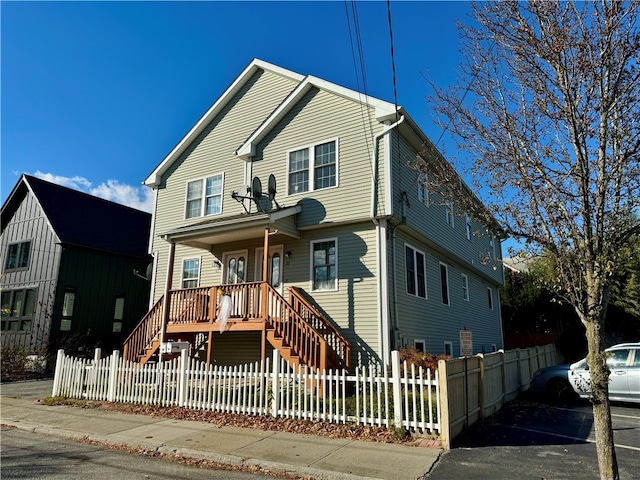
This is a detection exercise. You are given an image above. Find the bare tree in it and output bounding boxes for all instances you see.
[419,2,640,479]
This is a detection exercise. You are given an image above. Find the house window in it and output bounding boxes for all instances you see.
[466,215,472,240]
[414,340,425,352]
[405,245,426,298]
[417,173,429,206]
[311,239,337,291]
[1,288,36,331]
[461,274,469,301]
[113,295,125,333]
[440,263,450,305]
[226,254,246,284]
[288,139,338,195]
[445,200,454,226]
[185,174,224,219]
[487,287,494,310]
[60,289,75,331]
[444,341,453,357]
[4,241,32,271]
[182,258,200,288]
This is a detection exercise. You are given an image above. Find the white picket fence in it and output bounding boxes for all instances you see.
[52,349,440,434]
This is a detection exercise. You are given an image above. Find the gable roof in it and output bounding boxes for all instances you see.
[1,175,151,259]
[144,58,399,184]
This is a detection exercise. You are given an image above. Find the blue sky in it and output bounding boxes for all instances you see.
[2,1,472,213]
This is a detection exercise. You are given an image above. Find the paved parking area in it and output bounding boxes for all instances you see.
[426,397,639,480]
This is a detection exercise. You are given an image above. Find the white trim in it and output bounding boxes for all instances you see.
[378,219,390,368]
[310,237,338,292]
[285,137,339,197]
[465,214,472,240]
[384,121,393,215]
[184,173,225,220]
[414,339,426,352]
[445,200,454,227]
[439,262,450,306]
[145,59,304,186]
[222,250,249,284]
[418,173,429,207]
[255,245,284,293]
[461,273,469,302]
[444,341,453,357]
[404,243,427,299]
[181,257,201,288]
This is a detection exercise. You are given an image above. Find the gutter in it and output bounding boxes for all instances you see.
[370,115,404,368]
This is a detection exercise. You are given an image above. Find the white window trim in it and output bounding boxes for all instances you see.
[461,273,469,302]
[181,257,201,288]
[487,287,494,310]
[310,237,338,292]
[286,137,339,196]
[405,243,427,299]
[465,214,472,240]
[439,262,450,306]
[414,339,426,352]
[445,200,454,227]
[444,341,453,357]
[418,173,429,206]
[184,173,225,219]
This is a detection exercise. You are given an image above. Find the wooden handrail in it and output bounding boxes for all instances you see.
[123,295,164,361]
[288,286,351,371]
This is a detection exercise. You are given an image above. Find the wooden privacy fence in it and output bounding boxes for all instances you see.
[52,349,440,435]
[438,344,557,449]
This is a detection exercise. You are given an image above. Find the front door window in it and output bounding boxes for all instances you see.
[255,245,284,292]
[222,251,247,284]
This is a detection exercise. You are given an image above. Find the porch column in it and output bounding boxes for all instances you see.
[261,227,270,362]
[159,241,176,363]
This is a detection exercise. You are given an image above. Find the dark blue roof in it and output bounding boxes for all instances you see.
[14,175,151,259]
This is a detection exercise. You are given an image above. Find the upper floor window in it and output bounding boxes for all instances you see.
[405,245,426,299]
[182,258,200,288]
[288,139,338,195]
[466,215,472,240]
[461,274,469,301]
[311,238,337,291]
[445,200,454,227]
[487,287,494,310]
[5,241,31,271]
[186,174,224,219]
[440,262,450,306]
[417,173,429,206]
[1,288,36,332]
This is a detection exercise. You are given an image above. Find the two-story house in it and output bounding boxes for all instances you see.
[125,59,504,371]
[1,175,152,356]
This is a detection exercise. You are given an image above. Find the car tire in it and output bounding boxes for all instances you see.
[547,378,575,403]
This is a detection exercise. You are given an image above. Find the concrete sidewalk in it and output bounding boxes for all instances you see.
[0,380,441,480]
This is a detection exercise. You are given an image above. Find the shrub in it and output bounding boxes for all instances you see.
[1,345,29,382]
[399,348,449,378]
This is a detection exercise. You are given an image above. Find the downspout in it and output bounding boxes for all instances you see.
[370,115,404,368]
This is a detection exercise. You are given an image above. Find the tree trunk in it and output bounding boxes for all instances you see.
[584,320,619,480]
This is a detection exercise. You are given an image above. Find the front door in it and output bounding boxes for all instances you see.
[222,250,248,284]
[255,245,284,293]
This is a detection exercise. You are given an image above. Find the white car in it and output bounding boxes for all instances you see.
[568,342,640,404]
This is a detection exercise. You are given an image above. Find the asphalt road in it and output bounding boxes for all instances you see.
[0,425,268,480]
[426,398,640,480]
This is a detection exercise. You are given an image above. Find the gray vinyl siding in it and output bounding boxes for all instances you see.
[151,69,300,301]
[1,191,61,353]
[251,88,384,228]
[393,134,504,286]
[393,229,503,357]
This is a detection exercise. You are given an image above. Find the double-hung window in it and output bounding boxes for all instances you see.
[5,241,32,271]
[113,295,125,333]
[186,174,224,219]
[405,245,426,298]
[288,139,337,195]
[182,258,200,288]
[311,239,337,291]
[440,263,450,305]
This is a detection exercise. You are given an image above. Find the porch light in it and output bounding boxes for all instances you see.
[285,251,292,260]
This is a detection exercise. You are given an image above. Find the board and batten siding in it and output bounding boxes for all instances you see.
[393,229,503,357]
[1,191,61,353]
[150,69,300,302]
[251,87,386,229]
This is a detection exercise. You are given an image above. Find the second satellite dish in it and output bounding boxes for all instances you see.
[268,174,280,209]
[252,177,263,211]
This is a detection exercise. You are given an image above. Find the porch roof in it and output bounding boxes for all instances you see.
[159,205,302,249]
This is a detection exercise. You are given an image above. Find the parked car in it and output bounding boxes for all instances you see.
[532,343,640,404]
[531,363,577,402]
[568,342,639,404]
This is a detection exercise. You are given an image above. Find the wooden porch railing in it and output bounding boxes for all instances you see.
[288,286,351,371]
[123,295,164,362]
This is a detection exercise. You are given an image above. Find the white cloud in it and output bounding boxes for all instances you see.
[32,171,154,213]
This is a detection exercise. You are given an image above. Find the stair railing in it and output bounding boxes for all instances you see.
[123,295,164,361]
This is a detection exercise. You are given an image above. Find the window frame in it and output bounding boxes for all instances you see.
[405,244,427,299]
[287,138,339,196]
[444,341,453,357]
[461,273,469,302]
[184,173,225,219]
[181,257,201,289]
[445,200,454,227]
[414,339,426,352]
[4,240,32,271]
[417,173,429,206]
[465,214,472,240]
[113,294,125,333]
[310,238,338,292]
[1,287,37,332]
[439,262,450,306]
[487,287,494,310]
[60,289,75,331]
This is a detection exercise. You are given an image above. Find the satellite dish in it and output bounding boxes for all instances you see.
[268,174,277,199]
[145,262,153,280]
[252,176,263,211]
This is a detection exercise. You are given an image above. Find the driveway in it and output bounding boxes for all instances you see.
[426,396,640,480]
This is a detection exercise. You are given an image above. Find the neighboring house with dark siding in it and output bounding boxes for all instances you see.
[1,174,152,355]
[126,58,504,371]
